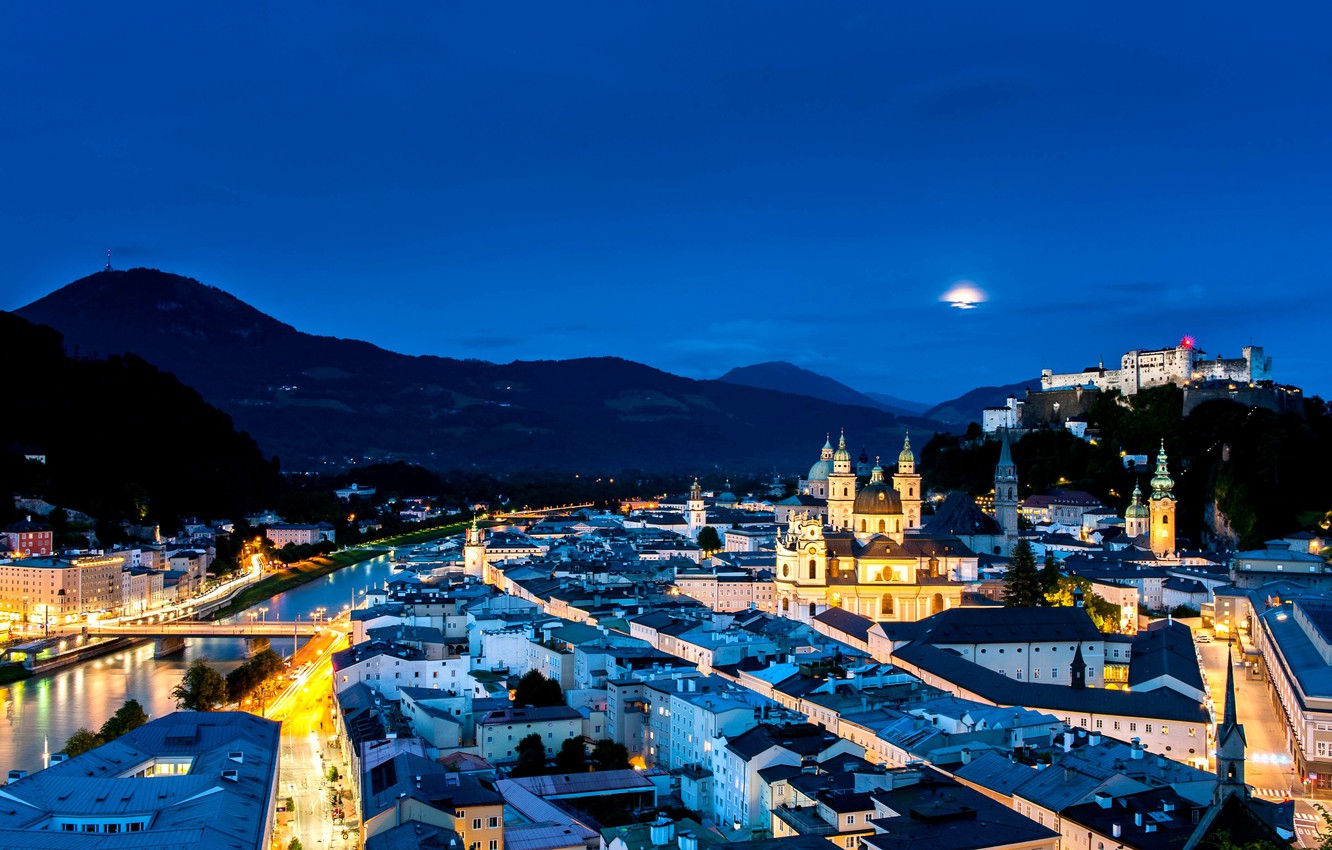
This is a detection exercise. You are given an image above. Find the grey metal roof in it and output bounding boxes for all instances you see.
[0,711,280,850]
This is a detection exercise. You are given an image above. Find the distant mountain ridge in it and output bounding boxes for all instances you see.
[718,361,930,418]
[17,268,943,473]
[924,378,1043,425]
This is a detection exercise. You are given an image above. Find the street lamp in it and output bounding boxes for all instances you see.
[258,606,269,624]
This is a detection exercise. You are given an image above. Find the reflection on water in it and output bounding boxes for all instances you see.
[0,550,401,773]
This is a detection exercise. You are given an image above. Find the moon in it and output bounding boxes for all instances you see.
[941,280,987,310]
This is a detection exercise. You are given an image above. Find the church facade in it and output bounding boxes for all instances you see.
[775,431,982,624]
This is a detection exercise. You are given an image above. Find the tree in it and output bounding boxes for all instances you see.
[288,839,304,850]
[172,658,229,711]
[1040,551,1062,600]
[514,670,564,708]
[227,649,287,703]
[554,737,586,773]
[510,733,547,778]
[98,699,149,742]
[327,765,340,783]
[591,739,630,771]
[1004,541,1042,607]
[62,728,104,757]
[1046,576,1123,633]
[696,526,722,555]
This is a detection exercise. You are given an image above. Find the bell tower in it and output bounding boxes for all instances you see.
[1124,482,1149,539]
[892,431,922,531]
[1215,647,1248,801]
[993,429,1020,547]
[464,517,486,579]
[1148,440,1177,557]
[826,431,856,530]
[687,477,707,538]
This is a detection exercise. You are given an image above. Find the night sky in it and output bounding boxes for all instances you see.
[4,3,1330,403]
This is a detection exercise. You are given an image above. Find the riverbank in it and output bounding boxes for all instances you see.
[207,519,478,621]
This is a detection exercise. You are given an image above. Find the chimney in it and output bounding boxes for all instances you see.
[1134,812,1143,827]
[1131,738,1143,760]
[1161,800,1174,812]
[1094,792,1112,809]
[1112,824,1122,839]
[961,748,972,765]
[1062,731,1073,753]
[1089,730,1102,746]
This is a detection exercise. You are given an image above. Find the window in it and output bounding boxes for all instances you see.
[1129,723,1137,732]
[809,560,817,579]
[489,817,499,828]
[1095,720,1102,729]
[1145,724,1153,733]
[1033,668,1040,680]
[1317,741,1332,758]
[846,815,855,825]
[1051,668,1058,678]
[1113,721,1120,730]
[490,842,499,850]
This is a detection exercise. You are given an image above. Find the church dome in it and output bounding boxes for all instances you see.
[807,459,833,482]
[717,481,738,504]
[854,465,903,516]
[1125,483,1149,519]
[854,483,902,515]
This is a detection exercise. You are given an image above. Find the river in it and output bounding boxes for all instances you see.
[0,549,404,774]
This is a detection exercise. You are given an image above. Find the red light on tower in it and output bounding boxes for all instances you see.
[1179,335,1196,350]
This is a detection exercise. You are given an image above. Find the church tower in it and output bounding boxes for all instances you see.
[1148,440,1177,557]
[687,477,707,538]
[464,517,486,579]
[826,431,857,530]
[1124,481,1150,539]
[893,432,923,531]
[1215,647,1248,801]
[994,429,1020,548]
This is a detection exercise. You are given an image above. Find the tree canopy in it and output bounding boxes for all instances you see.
[510,733,548,778]
[1004,541,1043,607]
[172,659,229,711]
[696,526,722,554]
[514,670,564,708]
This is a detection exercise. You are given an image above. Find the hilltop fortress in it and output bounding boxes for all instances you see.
[1040,340,1272,395]
[985,340,1299,433]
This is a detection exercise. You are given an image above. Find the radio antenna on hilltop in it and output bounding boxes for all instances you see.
[104,249,112,272]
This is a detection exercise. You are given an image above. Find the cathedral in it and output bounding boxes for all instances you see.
[775,431,1010,624]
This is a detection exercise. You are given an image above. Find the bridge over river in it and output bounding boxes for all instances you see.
[82,619,342,658]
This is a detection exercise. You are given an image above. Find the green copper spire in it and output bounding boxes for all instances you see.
[1125,481,1150,518]
[1150,439,1176,501]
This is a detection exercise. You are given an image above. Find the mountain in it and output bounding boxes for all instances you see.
[864,392,931,416]
[0,311,282,527]
[17,269,934,473]
[924,378,1043,426]
[718,361,932,419]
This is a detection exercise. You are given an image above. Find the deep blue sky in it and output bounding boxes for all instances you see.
[3,3,1330,402]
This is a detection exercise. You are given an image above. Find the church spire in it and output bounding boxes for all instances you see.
[1215,646,1248,799]
[1150,439,1176,500]
[997,428,1014,468]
